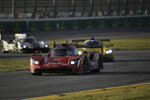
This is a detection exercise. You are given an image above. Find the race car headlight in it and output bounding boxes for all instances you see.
[106,50,113,54]
[45,44,48,48]
[41,41,45,44]
[70,61,75,65]
[34,61,39,65]
[70,59,79,65]
[30,59,39,65]
[23,45,27,48]
[78,51,82,55]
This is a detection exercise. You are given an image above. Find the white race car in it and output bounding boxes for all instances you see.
[0,33,50,53]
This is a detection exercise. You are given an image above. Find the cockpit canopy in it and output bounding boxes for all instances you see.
[84,40,102,48]
[18,37,37,43]
[53,45,78,57]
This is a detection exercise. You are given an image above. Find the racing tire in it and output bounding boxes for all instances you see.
[76,55,89,75]
[94,54,103,73]
[76,70,85,75]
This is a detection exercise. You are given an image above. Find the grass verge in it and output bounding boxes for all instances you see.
[0,59,29,72]
[111,38,150,50]
[32,83,150,100]
[50,38,150,50]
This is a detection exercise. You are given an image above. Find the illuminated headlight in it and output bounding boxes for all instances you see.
[45,44,48,48]
[23,45,27,48]
[30,59,39,65]
[106,50,113,54]
[78,51,82,55]
[34,61,39,64]
[41,41,45,44]
[70,61,75,65]
[70,59,79,65]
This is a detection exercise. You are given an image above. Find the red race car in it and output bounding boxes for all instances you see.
[30,44,103,75]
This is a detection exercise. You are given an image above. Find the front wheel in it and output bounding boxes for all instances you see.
[31,71,42,76]
[94,54,103,73]
[76,55,89,75]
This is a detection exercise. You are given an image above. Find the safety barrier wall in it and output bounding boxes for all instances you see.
[0,15,150,33]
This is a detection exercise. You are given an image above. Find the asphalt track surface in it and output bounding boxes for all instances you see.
[0,50,150,100]
[0,27,150,100]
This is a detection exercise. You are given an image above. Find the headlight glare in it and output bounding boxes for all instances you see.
[30,59,39,65]
[78,51,82,55]
[70,61,75,65]
[45,44,48,48]
[23,45,27,48]
[106,50,113,54]
[109,50,112,53]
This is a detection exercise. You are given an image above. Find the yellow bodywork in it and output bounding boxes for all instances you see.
[49,39,114,61]
[78,40,114,61]
[78,48,102,54]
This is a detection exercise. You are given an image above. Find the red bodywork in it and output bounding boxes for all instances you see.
[30,54,84,74]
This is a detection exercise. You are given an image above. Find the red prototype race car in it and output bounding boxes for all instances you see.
[30,44,103,75]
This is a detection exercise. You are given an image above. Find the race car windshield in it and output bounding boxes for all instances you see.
[84,41,102,48]
[19,38,36,43]
[24,39,34,43]
[53,49,76,57]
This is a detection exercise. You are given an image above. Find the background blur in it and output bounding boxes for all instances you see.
[0,0,149,19]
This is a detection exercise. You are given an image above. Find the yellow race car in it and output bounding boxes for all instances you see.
[72,37,114,62]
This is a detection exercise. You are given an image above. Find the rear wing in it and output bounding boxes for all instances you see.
[49,41,103,49]
[98,39,110,42]
[50,40,71,48]
[72,39,110,42]
[50,39,110,49]
[15,33,26,40]
[49,40,92,48]
[72,39,85,42]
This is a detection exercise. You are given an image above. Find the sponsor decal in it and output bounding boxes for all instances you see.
[48,62,67,66]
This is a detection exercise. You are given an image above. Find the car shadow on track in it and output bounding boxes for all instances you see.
[36,73,73,76]
[90,71,150,75]
[114,59,150,62]
[33,71,150,76]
